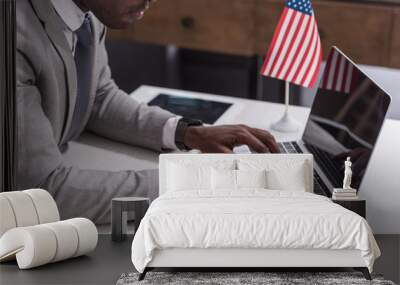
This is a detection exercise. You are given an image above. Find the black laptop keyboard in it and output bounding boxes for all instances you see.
[278,142,303,154]
[304,144,342,187]
[313,172,331,196]
[279,142,332,197]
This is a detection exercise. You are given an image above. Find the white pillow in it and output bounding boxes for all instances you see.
[167,163,211,191]
[211,169,236,190]
[211,169,268,191]
[267,163,307,191]
[236,169,268,189]
[166,160,236,192]
[238,158,311,192]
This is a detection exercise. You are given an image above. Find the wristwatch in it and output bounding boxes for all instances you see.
[174,118,203,151]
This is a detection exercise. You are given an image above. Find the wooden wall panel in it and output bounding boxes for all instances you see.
[254,0,282,57]
[109,0,400,68]
[256,0,393,66]
[110,0,256,56]
[313,1,393,66]
[390,9,400,68]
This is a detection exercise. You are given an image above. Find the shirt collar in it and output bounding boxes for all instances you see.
[51,0,86,32]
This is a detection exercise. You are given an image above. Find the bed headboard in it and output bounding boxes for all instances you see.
[159,154,314,195]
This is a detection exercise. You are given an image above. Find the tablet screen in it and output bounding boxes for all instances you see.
[148,94,232,124]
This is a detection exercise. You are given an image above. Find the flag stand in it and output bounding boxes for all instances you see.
[271,81,300,133]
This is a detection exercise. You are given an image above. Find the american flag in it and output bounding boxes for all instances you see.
[319,47,354,94]
[260,0,322,89]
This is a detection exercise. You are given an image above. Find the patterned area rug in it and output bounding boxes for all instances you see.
[117,272,396,285]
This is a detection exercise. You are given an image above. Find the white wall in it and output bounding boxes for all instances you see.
[362,66,400,120]
[357,66,400,234]
[359,119,400,234]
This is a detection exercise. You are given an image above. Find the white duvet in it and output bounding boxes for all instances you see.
[131,190,380,273]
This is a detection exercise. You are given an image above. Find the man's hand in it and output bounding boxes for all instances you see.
[183,125,280,153]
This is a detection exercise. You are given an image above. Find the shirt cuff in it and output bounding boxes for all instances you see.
[162,116,181,150]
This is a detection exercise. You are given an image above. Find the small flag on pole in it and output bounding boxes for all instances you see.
[260,0,322,89]
[319,47,354,94]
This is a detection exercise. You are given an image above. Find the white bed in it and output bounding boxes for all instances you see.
[131,154,380,280]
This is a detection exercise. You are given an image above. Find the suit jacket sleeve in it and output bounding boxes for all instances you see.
[16,51,159,224]
[86,26,175,151]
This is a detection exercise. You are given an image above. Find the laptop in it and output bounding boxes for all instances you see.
[279,47,391,197]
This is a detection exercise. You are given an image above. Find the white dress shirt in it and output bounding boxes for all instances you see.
[51,0,179,150]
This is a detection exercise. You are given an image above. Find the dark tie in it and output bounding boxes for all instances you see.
[67,14,94,141]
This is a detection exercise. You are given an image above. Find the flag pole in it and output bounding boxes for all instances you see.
[284,80,290,114]
[271,80,300,133]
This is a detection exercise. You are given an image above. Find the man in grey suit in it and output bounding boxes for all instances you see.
[16,0,279,223]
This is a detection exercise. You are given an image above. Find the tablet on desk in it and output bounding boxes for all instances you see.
[148,93,232,124]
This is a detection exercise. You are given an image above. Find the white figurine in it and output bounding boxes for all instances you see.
[343,157,353,190]
[333,157,357,199]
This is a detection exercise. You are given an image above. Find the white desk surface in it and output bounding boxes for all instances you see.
[64,85,400,234]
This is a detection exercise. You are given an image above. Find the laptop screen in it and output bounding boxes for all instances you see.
[302,47,391,191]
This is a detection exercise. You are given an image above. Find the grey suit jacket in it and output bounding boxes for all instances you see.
[16,0,174,223]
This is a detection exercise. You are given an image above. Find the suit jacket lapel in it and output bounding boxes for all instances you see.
[30,0,78,144]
